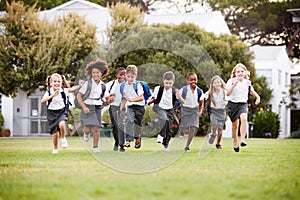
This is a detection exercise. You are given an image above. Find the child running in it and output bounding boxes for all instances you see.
[41,73,69,154]
[179,72,204,152]
[105,67,126,152]
[206,75,228,149]
[119,65,144,149]
[148,71,185,151]
[77,59,109,153]
[226,63,260,152]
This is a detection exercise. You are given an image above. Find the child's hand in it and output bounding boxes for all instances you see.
[232,77,239,85]
[255,96,261,105]
[197,111,202,117]
[83,106,90,114]
[175,89,180,99]
[78,79,85,87]
[52,89,60,97]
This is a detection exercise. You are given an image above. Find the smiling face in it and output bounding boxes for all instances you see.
[212,77,222,90]
[51,75,62,91]
[234,66,246,80]
[163,79,174,90]
[126,72,136,84]
[116,70,126,83]
[91,68,102,83]
[187,73,198,89]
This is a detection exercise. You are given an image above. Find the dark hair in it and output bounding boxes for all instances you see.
[85,59,108,76]
[163,71,175,81]
[116,67,126,75]
[186,72,197,80]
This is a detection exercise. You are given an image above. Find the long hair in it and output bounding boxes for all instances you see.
[207,75,226,107]
[231,63,248,78]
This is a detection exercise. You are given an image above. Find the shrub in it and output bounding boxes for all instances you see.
[0,112,4,128]
[252,111,280,138]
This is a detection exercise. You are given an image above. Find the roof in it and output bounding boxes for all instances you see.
[145,11,231,35]
[250,45,287,60]
[287,8,300,23]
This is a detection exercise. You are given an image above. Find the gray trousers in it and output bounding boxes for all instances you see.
[109,105,125,147]
[126,105,145,142]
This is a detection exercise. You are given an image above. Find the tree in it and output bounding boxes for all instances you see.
[206,0,300,62]
[0,1,98,97]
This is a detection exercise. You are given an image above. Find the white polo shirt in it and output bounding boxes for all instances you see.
[226,78,252,103]
[79,79,106,106]
[43,88,68,110]
[152,86,173,110]
[105,79,124,106]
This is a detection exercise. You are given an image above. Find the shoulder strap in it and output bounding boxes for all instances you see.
[154,86,164,104]
[84,78,93,98]
[108,79,116,93]
[101,82,106,99]
[182,86,188,99]
[120,82,126,98]
[47,89,52,107]
[60,88,67,108]
[196,87,202,101]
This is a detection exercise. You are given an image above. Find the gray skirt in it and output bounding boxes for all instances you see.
[80,105,102,127]
[180,106,199,128]
[227,101,248,122]
[209,107,226,130]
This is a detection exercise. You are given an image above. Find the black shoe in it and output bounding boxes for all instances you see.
[234,147,240,152]
[240,142,247,147]
[119,147,125,152]
[113,145,118,151]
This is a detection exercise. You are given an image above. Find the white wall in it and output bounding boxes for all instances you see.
[2,96,13,136]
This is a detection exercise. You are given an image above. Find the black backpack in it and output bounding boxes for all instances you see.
[47,88,71,114]
[74,78,106,109]
[154,86,179,108]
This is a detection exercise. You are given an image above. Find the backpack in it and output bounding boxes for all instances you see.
[120,81,152,105]
[181,86,203,101]
[47,88,71,114]
[74,78,106,109]
[154,86,179,108]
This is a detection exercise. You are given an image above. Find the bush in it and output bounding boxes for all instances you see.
[0,112,4,128]
[252,111,280,138]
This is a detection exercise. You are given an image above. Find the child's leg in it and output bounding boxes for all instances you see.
[83,126,91,134]
[52,132,59,149]
[185,126,196,148]
[217,128,223,144]
[239,113,248,143]
[59,121,67,138]
[209,125,218,144]
[92,126,99,147]
[232,119,239,147]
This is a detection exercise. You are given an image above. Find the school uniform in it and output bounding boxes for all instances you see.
[43,88,68,135]
[179,85,203,129]
[205,90,227,130]
[105,79,125,147]
[79,79,106,128]
[152,86,175,147]
[122,82,145,141]
[226,78,252,122]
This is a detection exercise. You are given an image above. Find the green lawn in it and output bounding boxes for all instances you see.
[0,137,299,200]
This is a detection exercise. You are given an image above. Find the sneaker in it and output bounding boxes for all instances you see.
[208,133,216,144]
[240,141,247,147]
[60,138,68,149]
[113,145,118,151]
[119,147,125,152]
[163,145,169,152]
[216,144,222,149]
[184,147,191,152]
[157,134,164,143]
[83,133,90,142]
[92,147,100,153]
[52,149,59,154]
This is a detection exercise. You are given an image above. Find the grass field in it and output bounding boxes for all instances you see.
[0,136,299,200]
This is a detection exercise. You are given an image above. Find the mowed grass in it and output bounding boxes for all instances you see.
[0,137,299,200]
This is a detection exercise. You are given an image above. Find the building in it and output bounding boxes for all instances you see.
[250,45,291,138]
[1,0,232,136]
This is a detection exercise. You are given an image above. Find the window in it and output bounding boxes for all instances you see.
[278,70,282,85]
[256,69,272,85]
[285,72,289,86]
[0,94,2,113]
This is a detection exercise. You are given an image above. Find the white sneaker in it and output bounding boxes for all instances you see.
[83,133,90,142]
[92,147,100,153]
[163,145,169,152]
[52,149,59,154]
[60,138,68,148]
[157,134,164,143]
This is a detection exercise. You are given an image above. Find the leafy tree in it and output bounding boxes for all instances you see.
[0,1,97,97]
[206,0,300,62]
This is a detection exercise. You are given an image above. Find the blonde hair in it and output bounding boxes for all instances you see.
[163,71,175,81]
[207,75,226,107]
[231,63,247,78]
[126,65,138,75]
[50,73,62,82]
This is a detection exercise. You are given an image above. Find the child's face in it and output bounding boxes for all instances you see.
[51,76,62,91]
[187,74,197,88]
[126,72,136,84]
[92,68,102,82]
[163,79,174,90]
[212,78,222,90]
[234,67,246,80]
[116,70,126,83]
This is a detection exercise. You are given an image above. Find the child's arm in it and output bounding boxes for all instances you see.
[119,98,127,113]
[41,90,59,104]
[226,78,238,96]
[198,99,204,116]
[126,95,144,103]
[250,89,261,105]
[147,97,155,105]
[175,89,185,104]
[67,80,84,92]
[77,92,90,114]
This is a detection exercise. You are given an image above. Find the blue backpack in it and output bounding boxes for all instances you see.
[120,81,152,105]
